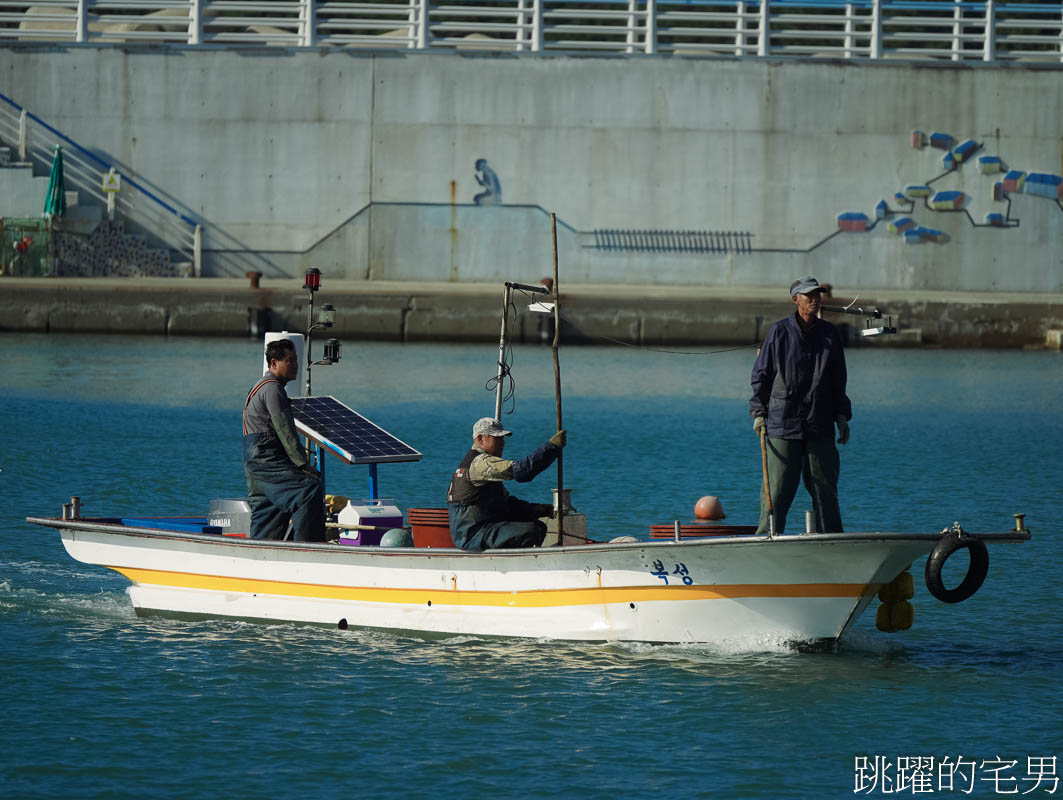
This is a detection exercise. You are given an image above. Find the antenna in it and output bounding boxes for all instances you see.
[303,268,342,397]
[820,300,897,337]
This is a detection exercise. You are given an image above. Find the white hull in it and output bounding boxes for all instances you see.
[27,517,986,646]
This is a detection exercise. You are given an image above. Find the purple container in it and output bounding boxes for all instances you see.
[338,529,388,546]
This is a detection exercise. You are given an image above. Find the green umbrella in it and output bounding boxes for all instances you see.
[43,145,67,218]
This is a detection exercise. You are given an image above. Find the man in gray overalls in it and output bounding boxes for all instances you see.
[242,339,325,542]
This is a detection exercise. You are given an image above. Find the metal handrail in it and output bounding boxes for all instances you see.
[0,0,1060,62]
[0,90,199,270]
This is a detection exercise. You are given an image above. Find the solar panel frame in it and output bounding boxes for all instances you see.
[290,396,422,465]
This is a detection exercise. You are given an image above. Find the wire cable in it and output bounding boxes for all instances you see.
[485,294,519,415]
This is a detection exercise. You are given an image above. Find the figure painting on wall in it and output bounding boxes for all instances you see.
[474,158,502,205]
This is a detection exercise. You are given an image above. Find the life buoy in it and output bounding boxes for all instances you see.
[924,531,989,604]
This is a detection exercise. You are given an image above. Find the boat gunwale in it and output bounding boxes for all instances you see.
[24,516,1032,556]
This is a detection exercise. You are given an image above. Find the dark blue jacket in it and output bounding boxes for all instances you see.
[750,313,852,440]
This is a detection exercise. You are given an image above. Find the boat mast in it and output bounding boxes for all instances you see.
[301,267,340,399]
[496,279,552,420]
[494,273,559,537]
[300,267,341,475]
[303,268,320,397]
[550,212,564,542]
[494,283,511,422]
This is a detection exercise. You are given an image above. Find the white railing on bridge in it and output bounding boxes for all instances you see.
[0,90,201,273]
[0,0,1061,62]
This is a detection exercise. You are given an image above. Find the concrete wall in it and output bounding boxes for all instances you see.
[3,278,1061,349]
[0,163,48,217]
[1,46,1061,290]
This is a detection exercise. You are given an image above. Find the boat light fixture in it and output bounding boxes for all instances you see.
[324,338,341,364]
[821,300,896,337]
[318,304,336,327]
[304,268,322,292]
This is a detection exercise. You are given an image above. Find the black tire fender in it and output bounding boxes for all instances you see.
[924,531,990,604]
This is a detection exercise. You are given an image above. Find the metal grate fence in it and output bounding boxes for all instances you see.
[592,229,754,253]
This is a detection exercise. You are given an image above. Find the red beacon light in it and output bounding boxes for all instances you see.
[303,268,321,292]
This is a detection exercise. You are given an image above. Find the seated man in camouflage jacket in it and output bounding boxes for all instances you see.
[446,417,566,551]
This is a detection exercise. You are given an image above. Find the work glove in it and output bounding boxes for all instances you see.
[535,503,556,519]
[549,430,567,448]
[836,415,850,446]
[753,416,766,437]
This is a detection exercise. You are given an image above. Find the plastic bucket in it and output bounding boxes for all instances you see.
[407,508,455,548]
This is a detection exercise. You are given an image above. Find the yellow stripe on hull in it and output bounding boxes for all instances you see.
[112,566,866,607]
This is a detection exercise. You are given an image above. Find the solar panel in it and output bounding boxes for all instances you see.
[290,396,422,465]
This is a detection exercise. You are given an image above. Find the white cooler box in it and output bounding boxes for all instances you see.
[336,502,404,546]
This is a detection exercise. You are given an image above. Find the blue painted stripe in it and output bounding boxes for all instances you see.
[121,517,222,534]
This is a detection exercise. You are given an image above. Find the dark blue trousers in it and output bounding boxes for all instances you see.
[448,505,547,551]
[243,434,325,542]
[756,435,843,535]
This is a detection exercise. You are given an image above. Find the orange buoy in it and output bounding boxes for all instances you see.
[694,495,725,520]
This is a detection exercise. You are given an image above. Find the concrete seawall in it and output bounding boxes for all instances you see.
[2,278,1062,349]
[2,48,1061,291]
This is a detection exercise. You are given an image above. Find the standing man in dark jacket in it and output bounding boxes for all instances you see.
[242,339,325,542]
[750,277,852,534]
[446,417,566,551]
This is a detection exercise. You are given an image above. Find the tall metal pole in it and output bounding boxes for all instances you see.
[304,286,315,468]
[551,213,564,542]
[494,284,511,421]
[304,288,314,397]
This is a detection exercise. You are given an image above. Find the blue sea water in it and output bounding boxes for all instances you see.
[1,333,1060,799]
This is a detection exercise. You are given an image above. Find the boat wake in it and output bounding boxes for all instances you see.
[1,581,136,621]
[836,628,908,655]
[3,558,114,583]
[611,635,797,657]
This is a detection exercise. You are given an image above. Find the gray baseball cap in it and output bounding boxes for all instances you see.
[789,276,828,297]
[473,417,512,438]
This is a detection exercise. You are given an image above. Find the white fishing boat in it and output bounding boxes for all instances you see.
[24,267,1031,650]
[24,512,1029,649]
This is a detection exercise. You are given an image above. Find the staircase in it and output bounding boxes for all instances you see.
[0,146,178,276]
[54,220,184,278]
[0,91,201,278]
